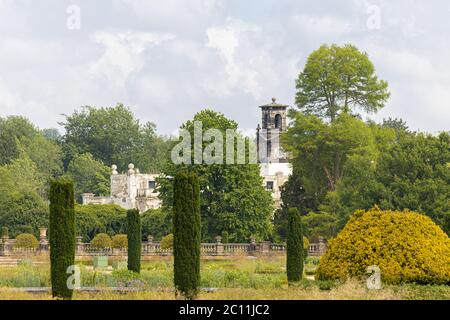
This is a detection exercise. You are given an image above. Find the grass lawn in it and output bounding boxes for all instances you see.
[0,255,448,300]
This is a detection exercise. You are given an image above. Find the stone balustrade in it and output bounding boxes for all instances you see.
[0,230,327,257]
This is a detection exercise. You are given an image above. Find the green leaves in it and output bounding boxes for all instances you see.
[295,44,390,121]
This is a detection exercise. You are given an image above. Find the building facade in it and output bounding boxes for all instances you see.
[83,98,292,212]
[82,164,161,213]
[256,98,292,208]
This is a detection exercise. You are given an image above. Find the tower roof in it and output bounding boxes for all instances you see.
[259,97,288,108]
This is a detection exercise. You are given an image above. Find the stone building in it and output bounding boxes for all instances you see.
[83,97,292,212]
[256,98,292,208]
[82,163,161,213]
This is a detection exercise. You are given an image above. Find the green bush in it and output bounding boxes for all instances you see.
[141,208,172,241]
[75,204,126,242]
[14,233,39,249]
[127,209,141,273]
[316,207,450,285]
[173,171,201,300]
[49,177,76,300]
[286,208,304,283]
[112,234,128,249]
[1,227,8,238]
[90,233,112,249]
[160,233,173,250]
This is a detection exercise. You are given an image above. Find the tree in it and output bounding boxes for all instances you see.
[173,171,201,299]
[49,177,76,300]
[0,157,49,237]
[141,208,172,241]
[158,110,273,242]
[295,44,390,122]
[286,208,304,283]
[127,209,141,273]
[66,153,111,203]
[61,104,169,172]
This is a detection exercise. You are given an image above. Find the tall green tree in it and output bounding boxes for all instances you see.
[173,171,201,300]
[158,110,273,242]
[61,104,169,172]
[49,177,76,300]
[127,209,141,273]
[287,208,304,283]
[295,44,390,122]
[66,153,110,203]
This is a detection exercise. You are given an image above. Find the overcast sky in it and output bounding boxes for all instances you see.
[0,0,449,135]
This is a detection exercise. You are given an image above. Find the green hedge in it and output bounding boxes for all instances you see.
[127,209,141,273]
[49,177,76,300]
[173,171,201,299]
[286,208,304,283]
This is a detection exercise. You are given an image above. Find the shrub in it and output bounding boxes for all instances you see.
[14,233,39,249]
[127,209,141,273]
[173,171,201,300]
[160,233,174,250]
[316,207,450,285]
[1,227,8,238]
[90,233,112,249]
[49,177,76,300]
[112,234,128,249]
[286,208,304,283]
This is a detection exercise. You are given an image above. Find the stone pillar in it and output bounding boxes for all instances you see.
[215,236,224,256]
[0,236,10,256]
[261,241,270,254]
[147,235,154,254]
[76,236,84,254]
[39,228,48,251]
[318,237,326,255]
[249,236,257,253]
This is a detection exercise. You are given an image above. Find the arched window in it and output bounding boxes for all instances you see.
[274,114,282,130]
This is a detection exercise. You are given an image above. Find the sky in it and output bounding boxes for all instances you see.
[0,0,449,135]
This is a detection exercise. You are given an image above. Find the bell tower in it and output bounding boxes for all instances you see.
[256,97,288,163]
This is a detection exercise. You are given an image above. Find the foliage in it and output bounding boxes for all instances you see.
[61,104,169,172]
[111,234,128,249]
[127,209,141,273]
[66,153,110,203]
[90,233,112,249]
[141,208,172,241]
[316,207,450,285]
[0,157,49,238]
[1,227,8,238]
[295,43,390,122]
[49,177,76,300]
[286,208,304,283]
[173,171,201,299]
[159,109,273,242]
[14,233,39,249]
[75,204,126,242]
[160,233,174,250]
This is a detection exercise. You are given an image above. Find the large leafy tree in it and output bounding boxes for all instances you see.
[66,153,111,203]
[296,44,390,122]
[158,110,273,242]
[61,104,169,172]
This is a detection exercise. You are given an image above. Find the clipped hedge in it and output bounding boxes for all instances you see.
[316,207,450,285]
[112,234,128,249]
[90,233,112,249]
[14,233,39,249]
[160,233,173,250]
[49,177,76,300]
[127,209,141,273]
[286,208,304,283]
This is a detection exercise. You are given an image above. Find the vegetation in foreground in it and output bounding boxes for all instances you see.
[0,257,448,300]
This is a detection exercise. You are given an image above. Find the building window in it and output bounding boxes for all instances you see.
[266,181,274,191]
[274,114,282,130]
[148,180,156,189]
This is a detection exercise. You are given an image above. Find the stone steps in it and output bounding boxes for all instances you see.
[0,256,47,267]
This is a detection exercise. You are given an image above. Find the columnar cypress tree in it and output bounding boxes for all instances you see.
[287,207,304,283]
[49,178,76,299]
[127,209,141,273]
[173,171,201,299]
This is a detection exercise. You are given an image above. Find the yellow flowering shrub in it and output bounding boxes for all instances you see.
[316,207,450,285]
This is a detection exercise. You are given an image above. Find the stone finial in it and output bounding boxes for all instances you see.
[111,164,118,175]
[272,97,276,103]
[136,168,140,174]
[128,163,135,174]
